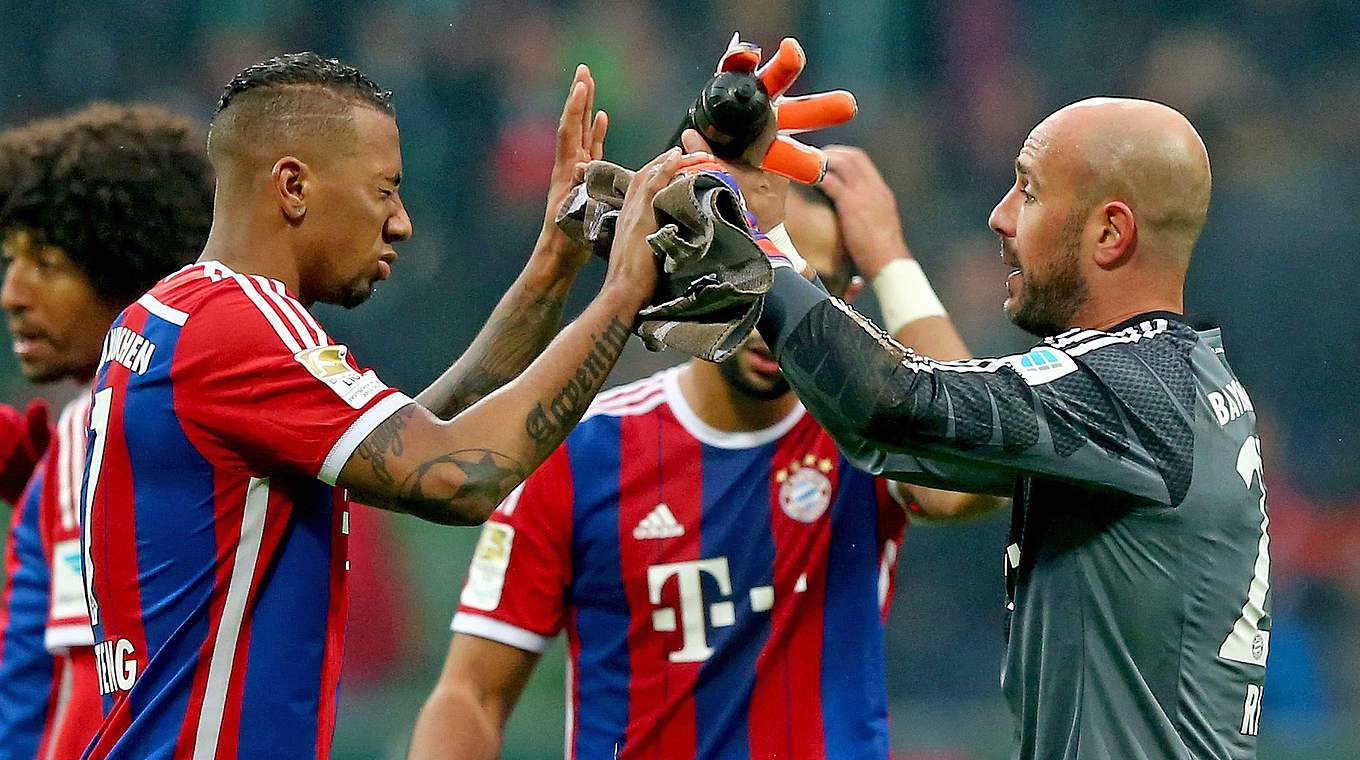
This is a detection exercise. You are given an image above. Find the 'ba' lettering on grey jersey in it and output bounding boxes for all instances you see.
[776,305,1270,760]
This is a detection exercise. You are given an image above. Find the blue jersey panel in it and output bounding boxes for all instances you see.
[566,417,631,758]
[0,468,55,760]
[120,312,215,753]
[821,463,890,759]
[239,477,333,756]
[695,443,776,760]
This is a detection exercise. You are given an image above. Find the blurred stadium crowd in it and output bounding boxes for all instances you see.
[1,1,1356,758]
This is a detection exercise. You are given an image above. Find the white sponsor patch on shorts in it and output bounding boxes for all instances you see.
[1003,347,1079,386]
[294,344,386,409]
[461,523,515,611]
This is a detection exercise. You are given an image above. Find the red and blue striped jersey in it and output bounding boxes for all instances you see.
[79,262,411,760]
[0,391,105,760]
[453,367,909,760]
[0,464,56,759]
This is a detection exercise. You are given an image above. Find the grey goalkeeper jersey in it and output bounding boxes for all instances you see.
[759,270,1270,760]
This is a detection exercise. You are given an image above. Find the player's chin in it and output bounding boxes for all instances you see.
[737,364,790,399]
[338,280,377,310]
[17,356,66,384]
[1003,293,1021,322]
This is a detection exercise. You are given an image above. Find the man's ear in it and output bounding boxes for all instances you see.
[1094,200,1135,268]
[272,156,308,222]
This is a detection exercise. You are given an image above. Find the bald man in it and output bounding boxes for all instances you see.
[699,98,1270,758]
[77,53,687,759]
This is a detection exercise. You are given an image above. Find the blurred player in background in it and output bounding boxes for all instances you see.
[407,148,1000,760]
[77,52,697,760]
[718,98,1271,758]
[0,103,213,760]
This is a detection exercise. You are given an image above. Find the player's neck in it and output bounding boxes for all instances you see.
[1077,299,1184,332]
[1077,274,1184,331]
[198,200,304,298]
[678,361,799,433]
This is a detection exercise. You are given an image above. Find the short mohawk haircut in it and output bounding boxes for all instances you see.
[215,52,393,118]
[208,52,394,164]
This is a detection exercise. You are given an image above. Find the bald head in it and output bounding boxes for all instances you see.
[1037,98,1211,270]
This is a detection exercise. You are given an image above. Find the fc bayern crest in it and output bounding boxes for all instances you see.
[779,467,832,523]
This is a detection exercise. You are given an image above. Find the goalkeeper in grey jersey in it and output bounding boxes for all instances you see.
[685,97,1269,759]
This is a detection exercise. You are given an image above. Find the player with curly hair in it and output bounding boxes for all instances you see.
[0,102,213,760]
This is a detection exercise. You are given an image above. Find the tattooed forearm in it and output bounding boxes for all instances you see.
[525,316,630,450]
[397,448,526,525]
[421,290,565,418]
[353,404,416,485]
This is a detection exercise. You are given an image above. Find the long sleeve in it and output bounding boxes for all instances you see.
[758,268,1198,507]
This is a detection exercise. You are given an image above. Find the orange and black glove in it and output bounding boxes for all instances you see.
[671,33,857,184]
[0,399,51,505]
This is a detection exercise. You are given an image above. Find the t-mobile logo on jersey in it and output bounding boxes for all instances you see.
[647,557,775,663]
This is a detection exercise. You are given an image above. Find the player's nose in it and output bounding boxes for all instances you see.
[1,262,34,314]
[385,198,412,243]
[988,190,1016,239]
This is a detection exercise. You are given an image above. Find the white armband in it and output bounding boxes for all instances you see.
[762,223,808,275]
[871,258,947,334]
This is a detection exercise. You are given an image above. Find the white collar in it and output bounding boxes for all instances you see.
[661,366,805,450]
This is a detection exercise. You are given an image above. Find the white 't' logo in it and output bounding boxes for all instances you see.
[647,558,735,663]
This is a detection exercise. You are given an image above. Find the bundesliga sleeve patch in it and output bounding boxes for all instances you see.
[461,523,515,611]
[1002,347,1079,386]
[294,344,387,409]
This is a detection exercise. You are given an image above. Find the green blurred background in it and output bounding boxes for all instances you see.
[2,1,1358,757]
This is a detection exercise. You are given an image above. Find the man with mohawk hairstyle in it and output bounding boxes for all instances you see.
[77,52,694,760]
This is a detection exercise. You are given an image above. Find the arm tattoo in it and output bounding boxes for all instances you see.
[428,290,565,418]
[353,404,415,486]
[399,449,526,525]
[352,406,526,524]
[525,317,631,452]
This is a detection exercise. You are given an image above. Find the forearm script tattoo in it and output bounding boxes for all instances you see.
[525,317,630,449]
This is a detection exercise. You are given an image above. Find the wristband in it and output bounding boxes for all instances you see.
[760,223,808,274]
[871,258,946,333]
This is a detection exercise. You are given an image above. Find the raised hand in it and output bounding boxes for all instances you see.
[679,34,857,185]
[818,146,914,277]
[602,148,683,306]
[540,64,609,268]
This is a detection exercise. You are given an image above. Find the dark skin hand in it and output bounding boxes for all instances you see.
[338,146,709,525]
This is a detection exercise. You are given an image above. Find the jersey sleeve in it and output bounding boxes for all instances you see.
[0,465,57,758]
[760,269,1198,507]
[172,280,411,484]
[451,445,574,653]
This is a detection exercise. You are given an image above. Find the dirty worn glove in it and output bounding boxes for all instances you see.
[556,159,772,362]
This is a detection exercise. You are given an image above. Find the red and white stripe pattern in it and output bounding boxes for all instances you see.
[54,394,91,533]
[44,391,96,652]
[188,476,270,760]
[580,372,668,424]
[227,271,329,353]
